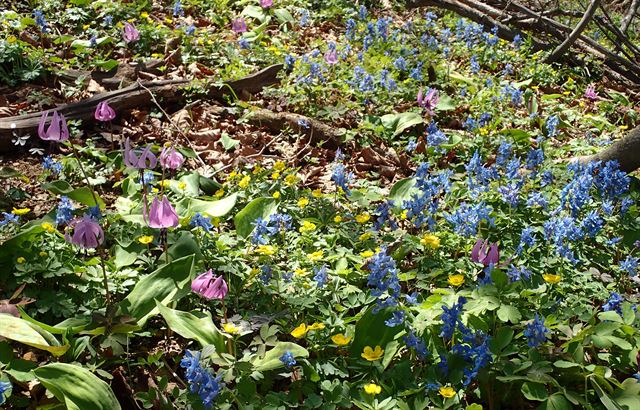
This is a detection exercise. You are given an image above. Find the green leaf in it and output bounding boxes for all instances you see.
[42,180,105,208]
[220,133,240,151]
[94,59,119,71]
[389,178,417,205]
[242,5,267,20]
[380,112,424,136]
[350,307,402,357]
[234,197,277,238]
[252,342,308,371]
[491,269,509,289]
[117,255,195,325]
[34,363,121,410]
[497,304,522,324]
[553,360,581,369]
[522,382,548,401]
[537,394,573,410]
[612,378,640,409]
[273,8,294,24]
[598,311,623,323]
[500,129,532,144]
[0,314,69,356]
[435,94,456,112]
[490,327,514,353]
[157,303,225,353]
[0,167,23,179]
[175,194,238,218]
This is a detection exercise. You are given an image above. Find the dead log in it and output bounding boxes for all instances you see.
[574,125,640,173]
[0,64,283,152]
[545,0,601,63]
[621,0,640,32]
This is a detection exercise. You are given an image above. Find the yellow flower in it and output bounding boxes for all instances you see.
[331,333,352,346]
[333,215,343,223]
[272,192,281,199]
[359,232,372,241]
[285,174,299,186]
[361,345,384,361]
[178,182,187,190]
[256,245,276,256]
[222,323,239,335]
[311,189,322,198]
[238,175,251,189]
[298,197,309,208]
[308,322,325,331]
[355,213,371,223]
[543,274,561,284]
[291,323,308,338]
[41,222,56,233]
[271,171,281,180]
[12,207,30,215]
[294,268,308,276]
[16,257,26,264]
[140,11,149,18]
[360,250,374,258]
[439,386,456,398]
[138,235,154,244]
[39,251,47,257]
[299,220,316,233]
[308,250,324,261]
[364,383,382,395]
[252,165,262,174]
[421,234,440,249]
[215,189,225,198]
[159,180,170,188]
[228,171,237,179]
[448,274,465,287]
[273,161,286,171]
[400,210,408,220]
[212,217,221,227]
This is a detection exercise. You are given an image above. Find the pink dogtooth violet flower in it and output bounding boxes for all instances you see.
[417,88,440,116]
[124,138,157,170]
[159,145,185,170]
[95,101,116,122]
[232,17,247,33]
[471,238,500,267]
[123,22,140,43]
[324,50,339,65]
[260,0,273,8]
[147,195,179,229]
[191,269,228,300]
[38,110,69,142]
[66,216,104,249]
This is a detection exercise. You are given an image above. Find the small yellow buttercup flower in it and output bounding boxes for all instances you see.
[364,383,382,395]
[308,250,324,261]
[138,235,154,244]
[222,323,240,335]
[333,215,343,223]
[39,251,47,257]
[311,189,322,198]
[285,174,299,186]
[361,345,384,361]
[228,171,237,179]
[16,257,26,264]
[178,181,187,190]
[439,386,456,398]
[140,11,149,18]
[272,192,281,199]
[421,234,440,249]
[400,210,408,220]
[256,245,276,256]
[215,189,225,198]
[212,217,221,227]
[298,197,309,208]
[360,250,374,258]
[448,274,465,287]
[291,323,308,338]
[359,232,372,241]
[294,268,308,276]
[12,207,30,215]
[41,222,56,233]
[355,213,371,224]
[331,333,352,346]
[308,322,325,331]
[543,274,561,284]
[238,175,251,189]
[299,220,316,233]
[159,180,170,188]
[271,171,280,180]
[273,161,286,171]
[252,165,262,175]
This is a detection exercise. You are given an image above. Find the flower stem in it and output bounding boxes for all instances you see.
[69,142,100,209]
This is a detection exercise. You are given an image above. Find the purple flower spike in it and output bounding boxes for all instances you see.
[147,196,179,229]
[124,138,157,170]
[66,216,104,249]
[417,88,440,116]
[232,17,247,34]
[38,111,69,142]
[192,269,228,300]
[95,101,116,122]
[324,50,338,65]
[159,145,185,170]
[123,22,140,43]
[260,0,273,8]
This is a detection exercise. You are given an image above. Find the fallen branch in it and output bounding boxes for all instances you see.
[545,0,601,63]
[620,0,640,32]
[573,125,640,173]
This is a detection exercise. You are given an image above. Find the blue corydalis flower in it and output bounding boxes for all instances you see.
[524,314,550,347]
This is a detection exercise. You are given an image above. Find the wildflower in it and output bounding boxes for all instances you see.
[331,164,354,195]
[448,274,465,287]
[545,115,560,137]
[446,202,494,237]
[66,216,104,249]
[260,0,273,8]
[33,10,48,32]
[333,215,342,223]
[603,292,624,314]
[324,50,339,65]
[294,268,307,276]
[361,345,384,361]
[417,88,439,115]
[356,213,370,223]
[191,270,228,300]
[471,239,499,266]
[272,192,280,199]
[298,197,309,208]
[367,249,401,302]
[291,323,308,338]
[231,17,247,33]
[11,208,29,216]
[124,138,157,170]
[123,22,140,43]
[159,146,185,170]
[285,174,299,186]
[180,351,224,409]
[16,257,26,264]
[256,245,276,255]
[403,330,428,359]
[0,380,11,405]
[421,234,440,249]
[313,265,328,288]
[542,273,561,284]
[238,175,251,188]
[439,386,456,398]
[524,314,550,347]
[56,196,75,225]
[172,0,184,17]
[364,383,382,395]
[222,323,239,334]
[360,250,374,258]
[94,101,116,122]
[190,213,213,232]
[331,333,352,345]
[138,235,153,244]
[359,232,372,241]
[38,111,69,142]
[308,322,325,331]
[308,250,324,261]
[584,84,598,100]
[42,156,63,174]
[507,265,531,282]
[184,24,196,35]
[279,351,296,368]
[385,310,406,327]
[41,222,56,233]
[440,296,466,339]
[620,256,639,276]
[147,196,179,229]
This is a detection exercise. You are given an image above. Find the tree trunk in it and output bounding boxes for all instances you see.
[575,125,640,173]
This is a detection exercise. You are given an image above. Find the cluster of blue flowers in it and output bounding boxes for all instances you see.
[331,163,354,196]
[446,201,494,237]
[0,213,19,227]
[279,351,297,368]
[602,292,624,314]
[251,213,292,244]
[56,196,75,225]
[42,156,63,174]
[523,314,550,347]
[33,10,48,33]
[0,380,11,406]
[313,265,328,288]
[402,163,452,229]
[367,248,401,313]
[190,213,213,232]
[180,350,224,409]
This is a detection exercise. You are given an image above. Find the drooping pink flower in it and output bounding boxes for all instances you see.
[38,111,69,142]
[324,50,338,65]
[124,138,157,169]
[232,17,247,34]
[123,22,140,43]
[417,88,439,116]
[94,101,116,122]
[147,196,179,229]
[66,216,104,249]
[584,84,598,101]
[191,269,228,300]
[159,145,185,170]
[259,0,273,8]
[471,239,500,266]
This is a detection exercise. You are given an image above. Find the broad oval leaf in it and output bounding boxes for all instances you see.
[253,342,309,371]
[389,178,416,205]
[0,314,69,356]
[157,303,225,353]
[234,197,277,238]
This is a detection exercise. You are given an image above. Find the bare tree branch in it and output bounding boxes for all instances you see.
[544,0,601,63]
[621,0,640,32]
